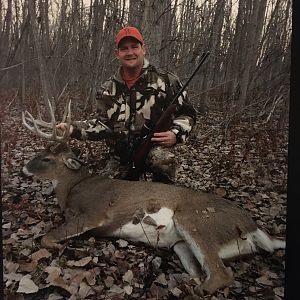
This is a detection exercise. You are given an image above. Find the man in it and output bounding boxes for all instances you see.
[58,26,196,183]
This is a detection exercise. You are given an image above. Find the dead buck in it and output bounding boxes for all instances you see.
[22,100,285,295]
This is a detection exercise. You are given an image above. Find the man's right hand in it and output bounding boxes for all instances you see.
[56,123,74,136]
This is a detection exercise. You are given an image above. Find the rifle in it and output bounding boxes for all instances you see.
[125,51,210,181]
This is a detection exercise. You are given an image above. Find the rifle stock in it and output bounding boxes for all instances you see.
[125,104,178,180]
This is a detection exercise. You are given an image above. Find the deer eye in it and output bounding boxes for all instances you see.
[41,158,51,163]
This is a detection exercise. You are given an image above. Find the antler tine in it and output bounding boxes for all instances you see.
[22,110,56,140]
[22,98,72,142]
[23,113,53,128]
[57,99,72,140]
[47,98,59,141]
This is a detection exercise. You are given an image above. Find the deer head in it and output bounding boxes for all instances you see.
[22,142,84,179]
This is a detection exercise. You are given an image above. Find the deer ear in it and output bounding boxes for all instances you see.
[62,157,82,170]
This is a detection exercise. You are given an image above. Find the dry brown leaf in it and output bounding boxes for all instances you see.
[256,275,274,286]
[263,270,279,279]
[223,286,230,297]
[18,260,38,273]
[3,222,12,229]
[152,256,162,271]
[45,266,62,284]
[24,216,39,225]
[83,269,98,286]
[270,206,282,217]
[16,274,39,294]
[47,293,64,300]
[4,261,19,273]
[31,248,51,261]
[171,287,182,297]
[78,281,95,298]
[149,282,168,298]
[116,239,128,247]
[66,256,92,267]
[3,237,17,245]
[104,276,114,288]
[4,272,23,282]
[108,284,124,296]
[124,285,133,295]
[46,276,68,291]
[154,273,168,286]
[122,270,133,284]
[274,286,285,297]
[115,250,125,259]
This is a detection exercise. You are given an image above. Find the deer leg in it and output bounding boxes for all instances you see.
[188,241,233,294]
[41,214,94,249]
[199,252,234,295]
[177,240,233,294]
[173,241,203,277]
[174,218,234,294]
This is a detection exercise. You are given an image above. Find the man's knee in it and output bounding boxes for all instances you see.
[148,146,176,182]
[99,157,125,179]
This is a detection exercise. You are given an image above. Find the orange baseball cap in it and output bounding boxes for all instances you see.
[116,26,144,47]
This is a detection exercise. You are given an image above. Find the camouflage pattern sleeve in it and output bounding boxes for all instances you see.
[70,81,116,141]
[70,118,112,141]
[166,73,197,143]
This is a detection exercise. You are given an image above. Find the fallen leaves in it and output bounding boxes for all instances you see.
[2,109,287,299]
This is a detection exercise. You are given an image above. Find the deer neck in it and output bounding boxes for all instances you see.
[54,168,91,211]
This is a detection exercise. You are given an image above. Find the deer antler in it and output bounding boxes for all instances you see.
[22,99,71,142]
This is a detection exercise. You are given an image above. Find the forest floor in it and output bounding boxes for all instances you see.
[2,104,287,300]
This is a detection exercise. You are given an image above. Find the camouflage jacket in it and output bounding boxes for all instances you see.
[71,59,196,162]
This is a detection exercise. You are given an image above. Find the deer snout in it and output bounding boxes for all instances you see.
[22,165,34,177]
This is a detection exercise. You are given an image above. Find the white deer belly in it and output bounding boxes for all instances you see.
[112,207,182,248]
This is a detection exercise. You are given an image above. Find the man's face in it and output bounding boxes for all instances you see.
[116,37,145,71]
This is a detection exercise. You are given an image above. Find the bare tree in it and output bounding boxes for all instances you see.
[28,0,55,114]
[0,0,291,120]
[128,0,144,28]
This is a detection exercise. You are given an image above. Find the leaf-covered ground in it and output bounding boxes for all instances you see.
[2,106,287,300]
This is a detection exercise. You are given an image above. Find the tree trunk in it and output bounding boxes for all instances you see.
[28,0,55,116]
[141,0,164,66]
[238,0,265,107]
[128,0,144,28]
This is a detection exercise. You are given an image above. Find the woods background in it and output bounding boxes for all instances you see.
[0,0,291,124]
[1,1,291,299]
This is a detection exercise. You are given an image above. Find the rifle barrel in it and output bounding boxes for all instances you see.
[171,51,210,105]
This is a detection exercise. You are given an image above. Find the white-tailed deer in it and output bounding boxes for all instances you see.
[22,100,285,295]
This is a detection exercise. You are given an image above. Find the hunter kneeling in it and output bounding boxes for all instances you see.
[57,26,197,183]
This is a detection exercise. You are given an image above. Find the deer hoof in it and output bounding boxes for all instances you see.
[194,284,204,296]
[201,273,234,295]
[201,279,219,295]
[41,235,61,249]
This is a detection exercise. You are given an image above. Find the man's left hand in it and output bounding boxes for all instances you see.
[151,131,176,147]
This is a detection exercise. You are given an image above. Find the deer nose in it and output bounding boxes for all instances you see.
[21,166,34,177]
